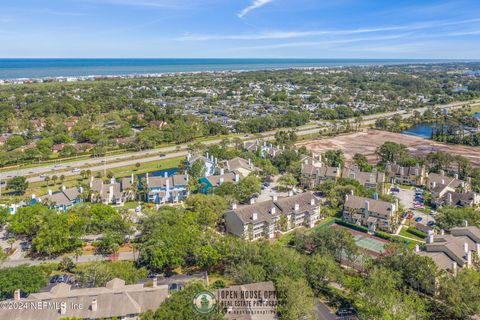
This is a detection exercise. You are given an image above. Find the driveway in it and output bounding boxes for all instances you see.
[256,176,288,202]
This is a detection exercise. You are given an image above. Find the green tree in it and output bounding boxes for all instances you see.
[185,194,228,229]
[276,276,315,320]
[0,265,48,300]
[277,173,298,191]
[440,268,480,319]
[354,267,429,320]
[6,176,28,195]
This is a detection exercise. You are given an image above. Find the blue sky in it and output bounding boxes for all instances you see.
[1,0,480,58]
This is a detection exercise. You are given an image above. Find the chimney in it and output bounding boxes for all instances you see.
[467,251,472,267]
[234,174,240,182]
[428,231,434,244]
[219,176,224,185]
[288,191,293,197]
[310,198,315,206]
[462,220,468,227]
[467,177,472,184]
[31,194,36,200]
[13,289,20,301]
[415,168,419,176]
[61,185,66,192]
[464,242,469,254]
[440,229,445,235]
[146,172,149,185]
[131,173,134,183]
[414,244,420,252]
[248,158,252,168]
[452,261,457,274]
[109,185,114,202]
[206,152,209,160]
[48,189,53,196]
[373,192,379,200]
[164,171,168,178]
[447,193,453,205]
[90,175,94,188]
[250,198,256,205]
[91,298,98,312]
[476,243,480,254]
[364,200,370,211]
[220,168,225,176]
[252,212,258,221]
[441,179,445,185]
[440,170,445,176]
[79,186,84,194]
[232,203,237,210]
[432,181,436,188]
[345,194,349,202]
[270,207,276,215]
[272,195,278,202]
[454,173,459,179]
[110,177,115,184]
[152,277,157,288]
[294,203,300,211]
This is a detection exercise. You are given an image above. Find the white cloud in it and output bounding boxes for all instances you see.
[179,17,480,41]
[238,0,273,18]
[448,30,480,36]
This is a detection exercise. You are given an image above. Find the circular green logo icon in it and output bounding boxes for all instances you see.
[193,291,216,314]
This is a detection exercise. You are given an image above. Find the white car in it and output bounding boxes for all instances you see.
[72,168,81,173]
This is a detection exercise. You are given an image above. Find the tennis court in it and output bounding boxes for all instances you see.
[351,233,386,254]
[332,224,389,257]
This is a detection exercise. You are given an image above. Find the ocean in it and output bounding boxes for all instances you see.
[0,58,459,80]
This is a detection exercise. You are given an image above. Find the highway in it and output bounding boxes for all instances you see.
[2,99,478,183]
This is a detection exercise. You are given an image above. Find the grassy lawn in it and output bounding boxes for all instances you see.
[208,272,234,287]
[468,104,480,114]
[399,226,425,241]
[4,157,184,198]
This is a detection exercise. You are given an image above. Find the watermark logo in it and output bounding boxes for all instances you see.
[192,291,216,315]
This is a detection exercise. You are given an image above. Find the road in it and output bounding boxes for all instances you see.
[2,251,137,268]
[2,99,478,184]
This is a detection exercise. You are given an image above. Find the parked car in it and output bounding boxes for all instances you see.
[415,217,423,222]
[336,308,356,317]
[159,154,166,157]
[427,221,435,227]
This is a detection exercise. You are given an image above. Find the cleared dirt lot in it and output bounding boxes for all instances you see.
[297,129,480,166]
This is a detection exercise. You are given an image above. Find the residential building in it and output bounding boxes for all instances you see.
[244,140,284,158]
[300,161,341,188]
[187,152,217,177]
[33,186,83,211]
[144,172,189,204]
[343,193,400,233]
[90,175,135,205]
[198,169,240,194]
[0,278,169,320]
[385,164,427,186]
[427,171,477,208]
[342,166,386,192]
[415,222,480,273]
[217,281,277,320]
[224,157,258,178]
[224,192,321,241]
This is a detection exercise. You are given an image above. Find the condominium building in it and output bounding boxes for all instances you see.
[224,192,321,240]
[343,193,400,233]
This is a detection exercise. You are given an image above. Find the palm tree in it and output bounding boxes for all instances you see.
[74,247,83,262]
[51,175,58,185]
[44,176,50,186]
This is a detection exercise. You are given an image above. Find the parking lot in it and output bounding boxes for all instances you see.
[392,187,435,228]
